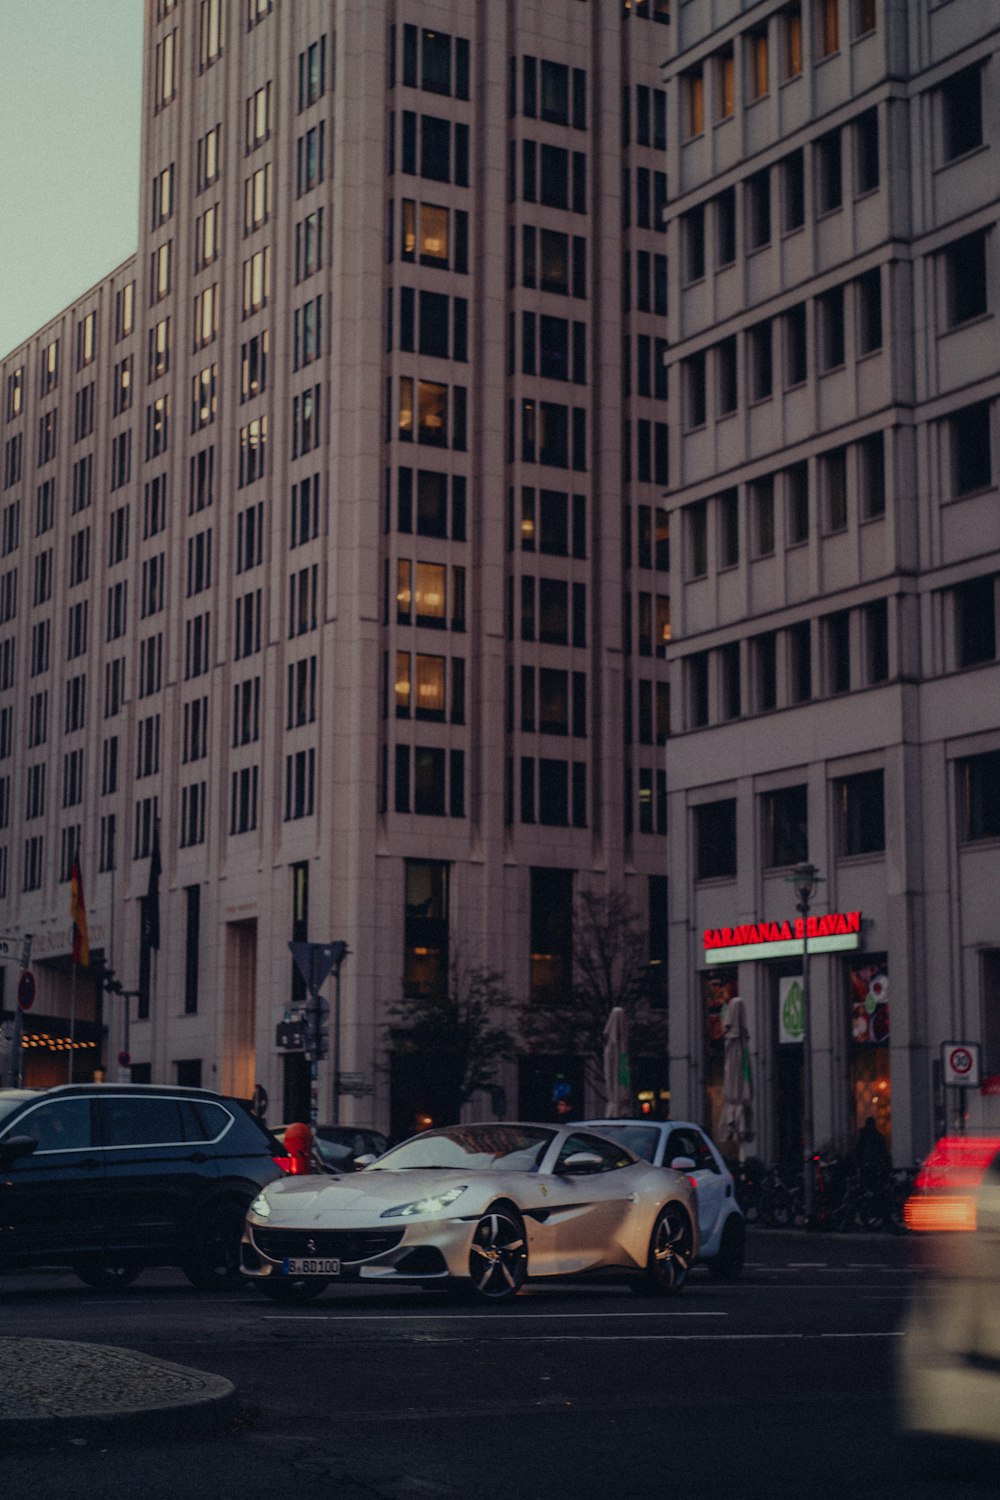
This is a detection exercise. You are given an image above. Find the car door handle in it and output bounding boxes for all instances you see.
[187,1152,209,1163]
[77,1158,101,1171]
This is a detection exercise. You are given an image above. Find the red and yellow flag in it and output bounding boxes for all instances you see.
[70,856,90,967]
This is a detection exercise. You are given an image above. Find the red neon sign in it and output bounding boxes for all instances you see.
[703,910,861,952]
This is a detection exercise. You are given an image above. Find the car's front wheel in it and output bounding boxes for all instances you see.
[634,1202,693,1295]
[463,1206,527,1302]
[257,1277,329,1303]
[73,1258,142,1291]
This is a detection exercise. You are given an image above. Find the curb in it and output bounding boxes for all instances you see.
[0,1338,237,1446]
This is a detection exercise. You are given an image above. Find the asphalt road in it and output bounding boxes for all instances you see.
[1,1231,995,1500]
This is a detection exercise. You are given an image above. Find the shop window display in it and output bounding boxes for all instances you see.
[848,958,890,1148]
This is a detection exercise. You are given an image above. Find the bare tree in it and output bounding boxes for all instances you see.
[386,960,517,1125]
[517,888,665,1102]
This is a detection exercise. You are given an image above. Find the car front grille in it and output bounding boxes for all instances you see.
[253,1228,404,1263]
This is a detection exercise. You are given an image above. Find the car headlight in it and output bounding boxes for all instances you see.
[249,1192,272,1218]
[381,1186,467,1218]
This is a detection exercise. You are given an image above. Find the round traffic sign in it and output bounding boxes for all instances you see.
[949,1046,974,1077]
[17,970,36,1011]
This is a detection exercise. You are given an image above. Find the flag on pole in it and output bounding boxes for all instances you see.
[141,821,161,953]
[70,855,90,967]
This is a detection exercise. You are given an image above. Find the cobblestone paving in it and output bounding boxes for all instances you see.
[0,1338,232,1421]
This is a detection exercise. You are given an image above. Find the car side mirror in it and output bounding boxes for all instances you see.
[560,1151,605,1175]
[670,1156,696,1172]
[354,1154,377,1169]
[0,1135,39,1166]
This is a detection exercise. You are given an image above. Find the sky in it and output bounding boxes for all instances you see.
[0,0,144,359]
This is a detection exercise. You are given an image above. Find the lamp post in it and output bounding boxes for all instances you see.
[330,944,348,1126]
[789,862,822,1226]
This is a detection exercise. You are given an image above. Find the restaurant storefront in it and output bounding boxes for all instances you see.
[700,911,883,1161]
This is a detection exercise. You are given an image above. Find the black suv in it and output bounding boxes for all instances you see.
[0,1083,286,1289]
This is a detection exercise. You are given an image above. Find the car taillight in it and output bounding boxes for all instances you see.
[273,1155,294,1174]
[904,1194,976,1233]
[915,1136,1000,1193]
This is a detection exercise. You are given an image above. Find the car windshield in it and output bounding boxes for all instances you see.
[370,1125,555,1172]
[589,1125,659,1163]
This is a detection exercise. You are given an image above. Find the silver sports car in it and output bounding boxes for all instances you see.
[241,1122,699,1302]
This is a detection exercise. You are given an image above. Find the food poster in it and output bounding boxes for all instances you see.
[849,961,889,1044]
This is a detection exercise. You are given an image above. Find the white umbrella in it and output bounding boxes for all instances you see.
[602,1006,632,1118]
[719,995,754,1147]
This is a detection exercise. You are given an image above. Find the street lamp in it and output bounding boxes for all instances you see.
[788,861,822,1226]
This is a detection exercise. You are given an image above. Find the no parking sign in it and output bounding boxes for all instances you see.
[941,1041,981,1088]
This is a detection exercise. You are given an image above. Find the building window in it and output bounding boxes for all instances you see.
[783,151,805,233]
[688,503,708,579]
[836,771,884,856]
[747,170,771,250]
[180,782,207,847]
[750,321,773,402]
[816,0,839,58]
[823,447,848,532]
[245,83,271,150]
[789,619,812,702]
[827,609,851,693]
[782,4,803,79]
[951,404,992,497]
[955,576,996,668]
[860,433,886,519]
[284,748,316,820]
[816,129,843,214]
[855,109,879,195]
[764,785,808,868]
[696,800,737,880]
[197,125,221,192]
[684,68,703,138]
[864,598,889,684]
[298,36,327,111]
[959,752,1000,842]
[818,286,846,370]
[403,860,449,998]
[719,490,739,568]
[941,66,983,163]
[716,49,734,121]
[199,0,223,69]
[155,28,178,108]
[295,210,324,281]
[854,0,876,37]
[716,188,736,267]
[747,29,769,102]
[945,233,988,328]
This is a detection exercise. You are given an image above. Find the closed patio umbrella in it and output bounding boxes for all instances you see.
[720,994,754,1147]
[602,1006,632,1118]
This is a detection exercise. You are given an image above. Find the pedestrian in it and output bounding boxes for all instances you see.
[854,1115,889,1190]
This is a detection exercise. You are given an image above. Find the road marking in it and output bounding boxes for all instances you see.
[262,1309,729,1322]
[788,1262,828,1267]
[258,1328,906,1343]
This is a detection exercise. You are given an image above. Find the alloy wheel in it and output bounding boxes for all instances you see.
[466,1209,527,1301]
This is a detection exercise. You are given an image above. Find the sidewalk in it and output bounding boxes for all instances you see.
[0,1337,236,1444]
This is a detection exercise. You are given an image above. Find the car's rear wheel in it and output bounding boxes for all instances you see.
[73,1258,142,1291]
[257,1277,328,1303]
[463,1206,527,1302]
[181,1200,247,1290]
[634,1202,693,1295]
[707,1213,746,1280]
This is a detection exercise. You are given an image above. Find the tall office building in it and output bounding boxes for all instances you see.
[0,0,674,1131]
[661,0,999,1164]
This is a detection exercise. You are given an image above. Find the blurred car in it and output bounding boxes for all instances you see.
[581,1118,746,1277]
[242,1121,699,1303]
[273,1124,389,1173]
[0,1083,286,1289]
[898,1135,1000,1453]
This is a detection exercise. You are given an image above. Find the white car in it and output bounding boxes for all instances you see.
[581,1119,746,1277]
[242,1121,699,1303]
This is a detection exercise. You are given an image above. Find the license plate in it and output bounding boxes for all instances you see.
[283,1257,341,1276]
